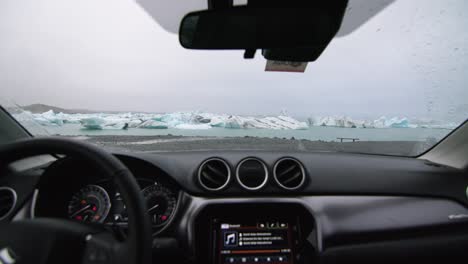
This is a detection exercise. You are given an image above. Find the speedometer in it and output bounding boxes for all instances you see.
[68,185,111,223]
[141,184,177,226]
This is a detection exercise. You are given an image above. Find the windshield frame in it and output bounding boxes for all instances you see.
[0,105,32,145]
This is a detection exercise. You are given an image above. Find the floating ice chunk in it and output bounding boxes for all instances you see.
[55,112,81,124]
[244,118,275,129]
[372,116,413,128]
[31,110,64,126]
[319,116,339,127]
[80,117,105,130]
[32,117,54,126]
[316,116,418,129]
[388,117,409,128]
[209,116,226,128]
[225,116,244,129]
[277,116,308,130]
[193,115,211,124]
[372,116,387,128]
[362,120,375,128]
[138,120,168,129]
[128,119,144,128]
[156,112,194,127]
[317,116,361,128]
[221,115,309,130]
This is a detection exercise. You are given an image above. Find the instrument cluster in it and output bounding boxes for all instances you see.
[66,179,178,232]
[34,157,180,234]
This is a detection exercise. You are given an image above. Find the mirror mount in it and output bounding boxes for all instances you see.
[208,0,234,10]
[208,0,257,59]
[244,49,256,59]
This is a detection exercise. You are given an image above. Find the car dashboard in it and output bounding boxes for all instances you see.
[2,150,468,263]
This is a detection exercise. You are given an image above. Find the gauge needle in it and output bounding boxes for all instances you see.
[147,204,159,213]
[71,204,91,218]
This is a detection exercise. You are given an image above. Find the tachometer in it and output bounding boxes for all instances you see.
[68,185,111,223]
[141,184,177,226]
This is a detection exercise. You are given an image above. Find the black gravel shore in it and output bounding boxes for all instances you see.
[74,135,433,156]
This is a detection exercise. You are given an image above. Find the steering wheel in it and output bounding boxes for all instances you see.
[0,138,152,264]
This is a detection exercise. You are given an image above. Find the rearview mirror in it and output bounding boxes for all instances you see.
[179,5,347,50]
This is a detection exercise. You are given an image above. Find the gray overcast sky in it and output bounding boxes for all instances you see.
[0,0,467,121]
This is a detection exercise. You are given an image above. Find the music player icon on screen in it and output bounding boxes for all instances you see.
[224,232,238,246]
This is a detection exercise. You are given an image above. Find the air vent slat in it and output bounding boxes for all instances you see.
[281,171,302,185]
[198,158,231,191]
[201,171,224,186]
[0,187,17,220]
[274,158,306,190]
[206,164,227,179]
[277,164,298,179]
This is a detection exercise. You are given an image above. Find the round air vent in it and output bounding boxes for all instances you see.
[0,187,17,220]
[236,158,268,190]
[273,158,306,190]
[198,158,231,191]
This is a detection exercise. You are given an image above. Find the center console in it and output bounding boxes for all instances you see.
[194,203,316,264]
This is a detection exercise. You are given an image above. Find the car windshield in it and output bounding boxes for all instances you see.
[1,0,467,156]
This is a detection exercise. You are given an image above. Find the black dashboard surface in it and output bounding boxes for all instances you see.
[3,150,468,263]
[116,151,468,206]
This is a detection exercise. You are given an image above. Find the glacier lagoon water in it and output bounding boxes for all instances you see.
[32,123,449,143]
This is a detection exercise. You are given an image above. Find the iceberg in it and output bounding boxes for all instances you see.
[209,116,225,128]
[318,116,360,128]
[12,110,312,130]
[128,119,144,128]
[262,116,308,130]
[388,117,410,128]
[27,110,66,126]
[193,115,211,124]
[316,116,420,129]
[138,120,168,129]
[224,116,244,129]
[11,110,456,131]
[38,110,64,126]
[80,117,105,130]
[277,116,308,130]
[371,116,415,128]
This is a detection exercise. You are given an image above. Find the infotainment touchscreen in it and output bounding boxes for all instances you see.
[213,219,295,264]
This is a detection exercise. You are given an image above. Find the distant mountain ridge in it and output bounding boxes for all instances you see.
[17,104,94,114]
[13,104,130,114]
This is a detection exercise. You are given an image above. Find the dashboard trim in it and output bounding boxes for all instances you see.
[151,190,183,237]
[29,188,39,218]
[235,157,269,191]
[273,157,307,191]
[197,158,232,191]
[0,187,18,221]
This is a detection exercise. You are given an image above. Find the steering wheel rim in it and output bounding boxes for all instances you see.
[0,137,152,264]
